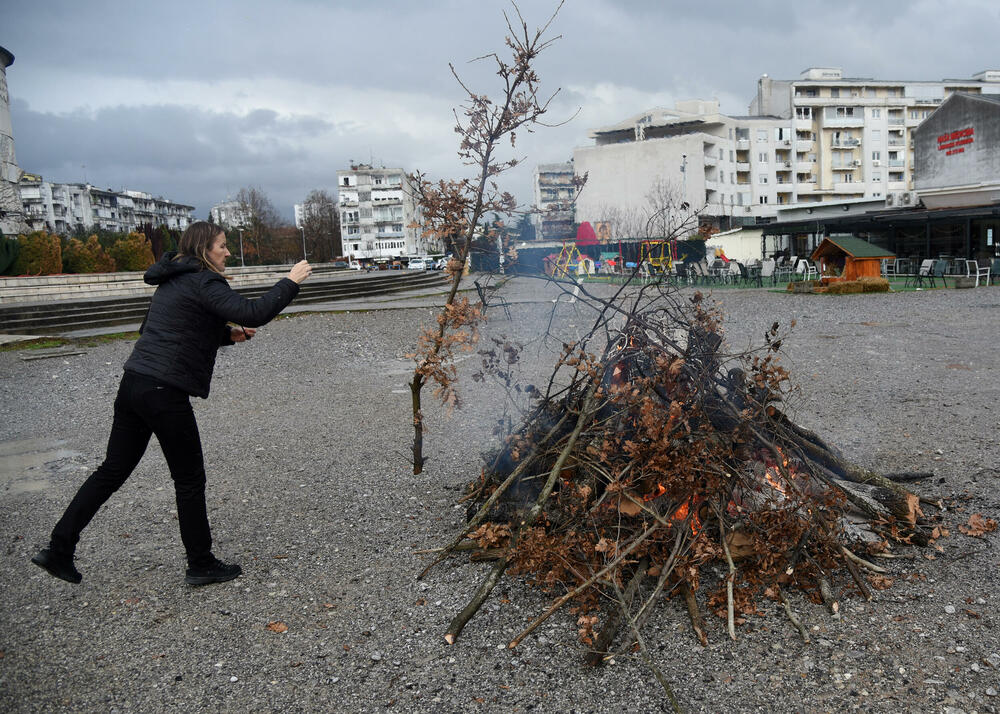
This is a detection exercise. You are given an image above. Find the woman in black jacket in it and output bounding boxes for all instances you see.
[32,221,312,586]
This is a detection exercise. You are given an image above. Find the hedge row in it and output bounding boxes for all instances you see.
[0,231,156,276]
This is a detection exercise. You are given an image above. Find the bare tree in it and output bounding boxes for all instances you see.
[301,189,342,262]
[235,186,280,264]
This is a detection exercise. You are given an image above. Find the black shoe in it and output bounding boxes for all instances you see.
[185,559,242,586]
[31,549,82,584]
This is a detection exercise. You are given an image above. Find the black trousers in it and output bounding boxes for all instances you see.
[50,371,214,568]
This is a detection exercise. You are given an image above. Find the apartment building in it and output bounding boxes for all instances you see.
[209,199,251,229]
[750,67,1000,204]
[336,164,434,259]
[531,162,577,241]
[18,174,194,234]
[573,100,788,237]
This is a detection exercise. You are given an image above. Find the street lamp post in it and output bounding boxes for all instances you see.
[237,228,245,267]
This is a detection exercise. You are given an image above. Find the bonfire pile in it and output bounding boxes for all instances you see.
[421,287,934,668]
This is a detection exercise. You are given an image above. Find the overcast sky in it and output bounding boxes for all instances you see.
[5,0,999,222]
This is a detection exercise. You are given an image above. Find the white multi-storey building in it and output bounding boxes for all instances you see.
[531,162,577,241]
[19,175,193,234]
[573,100,788,237]
[336,164,433,259]
[209,199,250,229]
[572,70,1000,238]
[750,67,1000,204]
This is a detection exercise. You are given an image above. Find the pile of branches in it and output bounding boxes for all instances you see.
[420,281,935,677]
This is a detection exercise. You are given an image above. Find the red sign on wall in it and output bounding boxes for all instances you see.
[937,126,974,155]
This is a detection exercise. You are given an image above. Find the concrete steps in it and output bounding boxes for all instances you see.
[0,270,448,336]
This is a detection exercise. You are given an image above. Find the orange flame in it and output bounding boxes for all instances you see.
[643,483,667,502]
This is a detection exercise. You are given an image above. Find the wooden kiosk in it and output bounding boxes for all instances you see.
[811,236,894,281]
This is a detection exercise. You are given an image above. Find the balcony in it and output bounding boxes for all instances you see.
[887,138,906,147]
[833,182,865,193]
[736,139,750,150]
[702,154,718,166]
[795,140,813,152]
[888,117,905,125]
[888,159,905,167]
[822,116,865,128]
[832,163,858,171]
[831,138,861,148]
[795,161,814,173]
[736,162,751,172]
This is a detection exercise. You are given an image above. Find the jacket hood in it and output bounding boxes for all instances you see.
[144,252,203,285]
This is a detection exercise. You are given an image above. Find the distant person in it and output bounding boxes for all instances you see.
[31,221,312,586]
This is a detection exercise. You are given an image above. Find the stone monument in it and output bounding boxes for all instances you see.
[0,45,28,236]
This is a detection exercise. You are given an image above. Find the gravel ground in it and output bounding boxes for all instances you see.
[1,279,998,713]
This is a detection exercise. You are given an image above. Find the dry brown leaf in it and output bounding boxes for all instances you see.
[868,575,894,590]
[958,513,998,538]
[265,621,289,634]
[616,495,642,516]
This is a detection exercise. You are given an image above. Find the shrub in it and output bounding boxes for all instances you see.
[62,235,117,274]
[11,231,62,275]
[108,232,155,272]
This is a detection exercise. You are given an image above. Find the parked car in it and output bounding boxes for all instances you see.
[332,260,348,268]
[407,258,428,270]
[349,261,362,270]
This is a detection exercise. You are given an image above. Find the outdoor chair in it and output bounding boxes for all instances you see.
[965,260,990,287]
[672,262,693,287]
[881,259,896,279]
[474,278,512,320]
[931,259,949,288]
[774,259,794,284]
[906,259,936,288]
[690,260,711,285]
[760,258,776,286]
[738,261,762,288]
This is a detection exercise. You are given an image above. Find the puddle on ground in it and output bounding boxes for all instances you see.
[0,437,85,495]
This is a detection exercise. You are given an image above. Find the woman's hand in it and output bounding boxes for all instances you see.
[288,260,313,284]
[231,326,257,342]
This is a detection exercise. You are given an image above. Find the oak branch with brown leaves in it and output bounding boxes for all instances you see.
[407,2,566,475]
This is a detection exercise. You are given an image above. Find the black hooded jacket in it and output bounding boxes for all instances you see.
[123,253,300,398]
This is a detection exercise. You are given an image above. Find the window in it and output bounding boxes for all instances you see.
[872,129,881,143]
[730,172,735,183]
[342,177,349,186]
[872,151,881,161]
[374,176,384,185]
[729,150,734,162]
[866,88,876,98]
[795,107,812,119]
[718,147,724,160]
[830,88,840,98]
[873,172,882,182]
[728,128,733,139]
[757,129,768,142]
[759,175,768,184]
[758,152,769,163]
[759,195,769,204]
[871,108,881,118]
